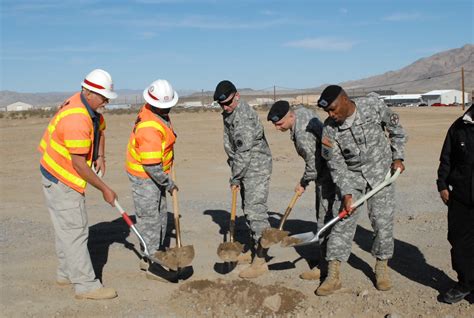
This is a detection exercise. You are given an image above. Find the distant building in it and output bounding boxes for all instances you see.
[249,98,274,107]
[421,90,470,106]
[106,103,132,110]
[294,94,320,105]
[370,90,398,96]
[6,102,34,111]
[0,107,6,112]
[181,101,203,108]
[382,94,423,106]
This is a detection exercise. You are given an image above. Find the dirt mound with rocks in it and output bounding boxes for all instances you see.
[170,279,305,316]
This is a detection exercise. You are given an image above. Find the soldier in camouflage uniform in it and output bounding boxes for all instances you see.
[125,80,179,280]
[214,80,272,279]
[267,100,341,281]
[315,85,406,296]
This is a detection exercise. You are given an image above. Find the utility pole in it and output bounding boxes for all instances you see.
[273,85,276,102]
[461,67,465,111]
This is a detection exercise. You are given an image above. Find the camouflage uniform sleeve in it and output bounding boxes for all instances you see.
[295,131,317,187]
[376,99,407,161]
[229,113,255,185]
[223,126,235,168]
[322,125,354,196]
[143,163,176,192]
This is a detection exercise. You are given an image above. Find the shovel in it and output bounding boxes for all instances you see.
[154,168,195,271]
[217,186,244,262]
[114,200,166,266]
[260,191,301,248]
[282,168,401,247]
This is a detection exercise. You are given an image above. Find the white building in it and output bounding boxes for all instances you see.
[6,102,33,111]
[106,103,132,110]
[382,94,423,107]
[421,90,470,106]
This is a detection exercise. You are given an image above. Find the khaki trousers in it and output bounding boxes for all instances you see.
[41,176,102,294]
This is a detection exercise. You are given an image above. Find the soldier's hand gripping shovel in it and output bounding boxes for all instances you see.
[260,191,301,248]
[283,168,401,247]
[154,168,195,271]
[217,186,244,262]
[114,200,166,266]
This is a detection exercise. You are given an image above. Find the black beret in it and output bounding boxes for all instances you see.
[317,85,342,108]
[213,80,237,102]
[267,100,290,123]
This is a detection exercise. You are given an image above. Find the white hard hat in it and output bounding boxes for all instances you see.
[143,79,179,109]
[81,69,117,99]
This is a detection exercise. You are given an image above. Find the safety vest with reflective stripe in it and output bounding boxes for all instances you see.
[38,92,105,193]
[126,104,176,178]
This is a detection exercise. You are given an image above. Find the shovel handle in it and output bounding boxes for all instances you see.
[114,200,151,257]
[229,186,238,243]
[278,191,301,230]
[171,168,182,248]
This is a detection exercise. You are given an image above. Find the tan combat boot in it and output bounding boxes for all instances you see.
[299,267,321,280]
[75,287,117,300]
[238,256,268,279]
[316,260,341,296]
[375,259,392,291]
[236,250,252,264]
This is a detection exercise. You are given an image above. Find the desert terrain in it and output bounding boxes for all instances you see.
[0,106,473,317]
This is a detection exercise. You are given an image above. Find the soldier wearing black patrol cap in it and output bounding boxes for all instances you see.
[267,100,340,281]
[315,85,407,296]
[213,80,273,279]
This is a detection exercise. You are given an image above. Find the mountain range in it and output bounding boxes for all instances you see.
[1,44,472,108]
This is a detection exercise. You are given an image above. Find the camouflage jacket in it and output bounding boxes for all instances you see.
[290,105,328,187]
[322,96,407,196]
[223,100,272,185]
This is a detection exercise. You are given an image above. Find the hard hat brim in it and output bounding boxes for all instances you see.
[143,88,179,109]
[81,82,118,99]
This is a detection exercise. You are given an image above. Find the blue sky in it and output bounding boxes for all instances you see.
[1,0,472,93]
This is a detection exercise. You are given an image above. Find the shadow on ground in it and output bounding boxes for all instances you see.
[352,224,454,296]
[89,212,183,281]
[204,209,320,273]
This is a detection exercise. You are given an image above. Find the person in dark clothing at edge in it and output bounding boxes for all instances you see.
[436,105,474,304]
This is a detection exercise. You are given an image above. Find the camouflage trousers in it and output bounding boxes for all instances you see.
[326,183,395,262]
[128,173,168,253]
[240,174,271,241]
[315,182,341,260]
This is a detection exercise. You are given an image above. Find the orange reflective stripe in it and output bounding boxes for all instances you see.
[126,160,145,173]
[128,141,141,162]
[40,139,47,151]
[64,139,92,148]
[140,151,162,160]
[136,121,166,136]
[50,139,72,160]
[43,152,86,188]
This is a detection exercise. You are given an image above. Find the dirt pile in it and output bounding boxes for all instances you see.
[170,279,305,316]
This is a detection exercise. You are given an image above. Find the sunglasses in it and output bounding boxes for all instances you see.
[218,94,236,107]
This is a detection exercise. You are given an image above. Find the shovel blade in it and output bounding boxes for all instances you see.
[217,242,243,262]
[154,249,180,271]
[154,245,195,271]
[176,245,195,268]
[281,231,317,247]
[260,228,290,248]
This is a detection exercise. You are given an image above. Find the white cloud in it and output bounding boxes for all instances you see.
[284,37,356,51]
[383,12,421,21]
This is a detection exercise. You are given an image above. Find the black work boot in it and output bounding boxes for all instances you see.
[442,285,471,304]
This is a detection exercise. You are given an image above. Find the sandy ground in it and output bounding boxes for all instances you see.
[1,106,473,317]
